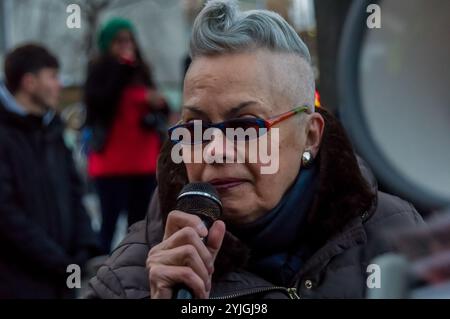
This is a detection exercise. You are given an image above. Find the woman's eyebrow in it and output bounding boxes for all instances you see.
[183,105,206,115]
[226,101,259,118]
[182,100,259,118]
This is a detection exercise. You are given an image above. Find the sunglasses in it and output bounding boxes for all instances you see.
[168,105,309,145]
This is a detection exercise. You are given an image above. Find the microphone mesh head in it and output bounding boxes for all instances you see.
[176,182,222,221]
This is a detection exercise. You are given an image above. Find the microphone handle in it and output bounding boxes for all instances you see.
[175,216,212,299]
[176,287,193,299]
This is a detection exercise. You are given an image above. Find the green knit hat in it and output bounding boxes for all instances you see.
[97,17,135,54]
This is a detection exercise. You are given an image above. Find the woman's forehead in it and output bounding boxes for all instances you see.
[183,54,282,116]
[185,55,268,92]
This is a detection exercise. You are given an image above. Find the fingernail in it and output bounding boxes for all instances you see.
[196,222,207,234]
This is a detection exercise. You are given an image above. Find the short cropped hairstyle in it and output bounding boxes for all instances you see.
[4,44,59,94]
[189,0,315,111]
[190,0,311,62]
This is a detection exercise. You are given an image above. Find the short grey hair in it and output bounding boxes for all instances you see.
[190,0,311,63]
[189,0,315,112]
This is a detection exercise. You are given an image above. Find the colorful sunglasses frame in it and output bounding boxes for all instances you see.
[168,105,310,144]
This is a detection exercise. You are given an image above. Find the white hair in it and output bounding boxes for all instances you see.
[189,0,315,111]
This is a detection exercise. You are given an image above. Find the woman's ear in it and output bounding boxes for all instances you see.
[304,113,325,157]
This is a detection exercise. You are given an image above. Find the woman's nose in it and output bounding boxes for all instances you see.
[203,129,236,164]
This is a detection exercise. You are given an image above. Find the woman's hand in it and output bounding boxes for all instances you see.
[146,210,226,299]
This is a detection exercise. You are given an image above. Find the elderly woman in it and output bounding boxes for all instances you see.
[86,0,423,299]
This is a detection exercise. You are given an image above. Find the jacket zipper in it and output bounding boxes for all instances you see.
[287,287,301,299]
[211,286,301,299]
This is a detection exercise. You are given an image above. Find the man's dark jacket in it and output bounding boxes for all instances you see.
[0,102,100,298]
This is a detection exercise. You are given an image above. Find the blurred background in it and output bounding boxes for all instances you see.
[0,0,449,298]
[0,0,321,111]
[0,0,324,247]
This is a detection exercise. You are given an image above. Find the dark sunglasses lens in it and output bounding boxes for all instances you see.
[169,119,268,144]
[169,122,208,144]
[223,119,266,140]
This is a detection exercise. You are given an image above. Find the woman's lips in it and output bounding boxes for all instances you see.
[208,178,247,190]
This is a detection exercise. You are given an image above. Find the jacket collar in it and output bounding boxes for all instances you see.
[0,81,27,116]
[294,154,379,281]
[0,81,56,128]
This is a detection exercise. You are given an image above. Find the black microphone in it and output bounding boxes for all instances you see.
[174,182,222,299]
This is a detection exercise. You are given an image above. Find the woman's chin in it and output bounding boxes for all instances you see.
[213,183,260,224]
[221,202,257,225]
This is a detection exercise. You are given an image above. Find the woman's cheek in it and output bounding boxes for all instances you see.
[246,163,274,202]
[185,163,202,182]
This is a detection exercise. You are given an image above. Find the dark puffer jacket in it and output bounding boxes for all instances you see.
[0,103,100,298]
[85,108,424,299]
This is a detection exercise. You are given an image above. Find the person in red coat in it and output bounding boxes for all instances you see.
[84,18,169,253]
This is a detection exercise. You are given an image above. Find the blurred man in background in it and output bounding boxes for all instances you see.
[0,44,100,298]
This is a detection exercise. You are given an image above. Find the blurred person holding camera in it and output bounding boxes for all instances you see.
[0,44,100,298]
[84,18,170,254]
